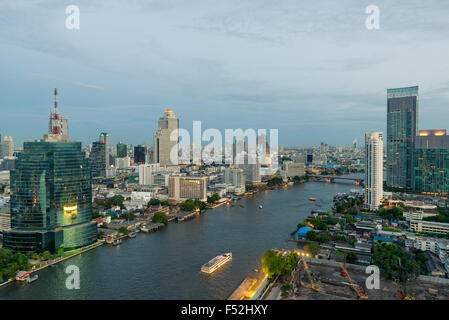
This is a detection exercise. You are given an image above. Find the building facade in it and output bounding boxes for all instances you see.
[386,86,418,189]
[134,145,147,165]
[224,167,246,193]
[116,142,127,158]
[364,132,383,210]
[138,163,160,185]
[413,130,449,195]
[153,109,179,166]
[168,176,207,202]
[3,140,97,253]
[89,133,109,178]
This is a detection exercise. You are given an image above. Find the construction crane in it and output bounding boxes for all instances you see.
[340,254,368,300]
[302,256,321,292]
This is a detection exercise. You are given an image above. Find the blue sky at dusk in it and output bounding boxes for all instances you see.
[1,0,449,148]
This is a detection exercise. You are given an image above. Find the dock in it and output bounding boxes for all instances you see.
[141,222,165,233]
[175,211,198,222]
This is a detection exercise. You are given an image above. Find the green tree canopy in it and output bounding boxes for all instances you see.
[152,212,169,224]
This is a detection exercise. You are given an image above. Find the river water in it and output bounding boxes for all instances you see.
[0,176,362,300]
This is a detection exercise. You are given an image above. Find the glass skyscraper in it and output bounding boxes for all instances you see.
[3,141,97,253]
[386,86,418,189]
[413,130,449,195]
[116,142,127,158]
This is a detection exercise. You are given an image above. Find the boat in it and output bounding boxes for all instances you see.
[309,197,316,201]
[201,253,232,274]
[259,205,263,209]
[128,232,137,238]
[140,226,149,232]
[26,275,38,284]
[113,239,122,246]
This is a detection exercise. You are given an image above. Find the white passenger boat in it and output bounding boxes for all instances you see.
[201,253,232,274]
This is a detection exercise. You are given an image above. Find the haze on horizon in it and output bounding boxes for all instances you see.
[1,0,449,148]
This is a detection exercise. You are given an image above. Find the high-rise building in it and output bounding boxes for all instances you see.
[89,133,109,178]
[224,167,246,193]
[364,132,384,210]
[153,109,179,166]
[116,142,127,158]
[238,154,261,184]
[0,136,14,158]
[115,156,131,169]
[168,176,207,202]
[413,130,449,194]
[283,161,305,178]
[387,86,418,189]
[138,163,160,185]
[2,96,97,253]
[134,145,147,165]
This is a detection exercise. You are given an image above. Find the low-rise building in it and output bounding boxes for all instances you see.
[410,220,449,234]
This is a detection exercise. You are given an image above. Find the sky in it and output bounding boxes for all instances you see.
[1,0,449,148]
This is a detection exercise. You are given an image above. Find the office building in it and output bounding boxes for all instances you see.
[2,99,97,253]
[115,156,131,169]
[169,176,207,202]
[410,220,449,235]
[224,167,246,193]
[134,145,147,165]
[283,161,305,178]
[364,132,384,210]
[0,136,14,158]
[138,163,160,185]
[153,109,179,166]
[387,86,418,188]
[89,133,109,178]
[116,142,127,158]
[413,130,449,195]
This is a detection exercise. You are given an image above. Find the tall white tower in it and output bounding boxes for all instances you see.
[153,109,179,166]
[364,132,383,210]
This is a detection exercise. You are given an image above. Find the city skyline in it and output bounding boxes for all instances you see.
[2,1,449,147]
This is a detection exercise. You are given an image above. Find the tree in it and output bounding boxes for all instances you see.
[261,250,297,280]
[207,193,221,204]
[304,242,321,258]
[110,195,125,209]
[41,251,52,261]
[152,212,168,224]
[148,198,161,206]
[345,252,357,264]
[118,226,129,235]
[372,243,420,282]
[179,199,207,212]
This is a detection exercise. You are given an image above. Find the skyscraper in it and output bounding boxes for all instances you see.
[413,130,449,194]
[0,136,14,158]
[153,109,179,166]
[134,145,147,165]
[386,86,418,189]
[364,132,384,210]
[138,163,160,185]
[224,167,246,193]
[3,94,97,253]
[168,176,207,202]
[89,133,109,178]
[116,142,127,158]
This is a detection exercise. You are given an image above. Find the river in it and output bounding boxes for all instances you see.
[0,175,362,300]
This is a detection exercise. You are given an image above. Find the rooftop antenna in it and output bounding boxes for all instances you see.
[52,87,60,134]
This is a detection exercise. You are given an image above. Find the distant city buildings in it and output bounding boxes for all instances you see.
[153,109,179,166]
[283,161,305,178]
[168,176,207,202]
[386,86,418,189]
[364,132,383,210]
